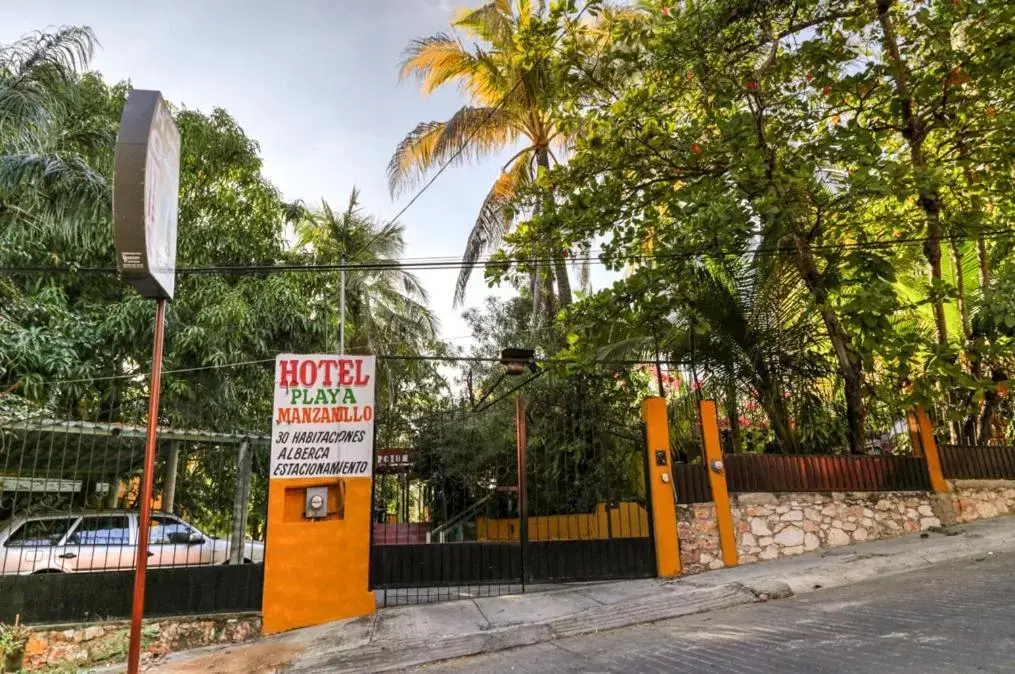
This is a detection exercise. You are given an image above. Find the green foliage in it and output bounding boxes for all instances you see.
[490,0,1015,450]
[0,620,28,657]
[0,26,447,539]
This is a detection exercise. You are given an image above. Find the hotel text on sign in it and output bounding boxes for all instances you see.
[271,354,376,479]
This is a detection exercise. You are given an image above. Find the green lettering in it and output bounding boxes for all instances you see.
[342,389,357,404]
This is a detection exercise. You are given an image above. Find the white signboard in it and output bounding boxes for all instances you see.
[271,354,376,479]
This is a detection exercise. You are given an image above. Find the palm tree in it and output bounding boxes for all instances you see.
[388,0,574,318]
[600,255,827,453]
[295,188,439,356]
[0,26,109,236]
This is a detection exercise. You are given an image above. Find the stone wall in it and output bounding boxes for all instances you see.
[21,612,261,671]
[732,491,938,564]
[676,503,721,573]
[950,480,1015,523]
[675,480,1015,573]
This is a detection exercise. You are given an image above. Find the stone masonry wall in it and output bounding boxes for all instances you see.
[950,480,1015,523]
[732,491,938,564]
[676,480,1015,573]
[21,612,261,671]
[676,503,721,574]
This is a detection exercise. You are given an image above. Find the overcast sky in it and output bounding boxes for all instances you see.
[1,0,614,350]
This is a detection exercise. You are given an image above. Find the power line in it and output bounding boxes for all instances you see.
[350,1,596,266]
[4,227,1014,276]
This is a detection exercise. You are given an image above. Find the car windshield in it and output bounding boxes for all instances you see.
[4,518,77,547]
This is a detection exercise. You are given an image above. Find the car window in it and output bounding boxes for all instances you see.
[149,515,197,544]
[67,515,131,546]
[4,518,77,547]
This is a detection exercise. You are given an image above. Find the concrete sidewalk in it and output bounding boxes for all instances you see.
[141,516,1015,674]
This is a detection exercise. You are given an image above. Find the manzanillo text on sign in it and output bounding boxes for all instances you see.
[271,355,376,478]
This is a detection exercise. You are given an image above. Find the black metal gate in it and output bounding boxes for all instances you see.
[369,364,656,605]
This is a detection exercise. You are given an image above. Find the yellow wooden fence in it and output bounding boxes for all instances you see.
[476,502,649,541]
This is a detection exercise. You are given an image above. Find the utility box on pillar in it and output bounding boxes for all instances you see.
[262,354,377,634]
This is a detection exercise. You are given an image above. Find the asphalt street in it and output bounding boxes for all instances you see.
[419,552,1015,673]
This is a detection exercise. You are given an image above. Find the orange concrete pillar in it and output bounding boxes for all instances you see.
[262,477,375,634]
[914,405,949,493]
[697,399,739,568]
[262,354,376,634]
[642,397,680,577]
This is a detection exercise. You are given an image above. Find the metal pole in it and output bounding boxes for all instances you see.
[106,480,120,508]
[127,298,167,674]
[515,395,528,588]
[339,252,346,354]
[229,440,252,565]
[162,441,179,514]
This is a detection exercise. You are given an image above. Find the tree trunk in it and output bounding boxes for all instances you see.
[876,0,948,346]
[978,368,1006,445]
[726,380,742,453]
[792,236,867,454]
[534,148,572,308]
[553,257,573,307]
[761,389,800,454]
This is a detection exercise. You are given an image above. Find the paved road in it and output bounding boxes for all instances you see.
[419,552,1015,673]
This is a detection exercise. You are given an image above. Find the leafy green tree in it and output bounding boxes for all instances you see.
[0,27,109,232]
[0,46,449,534]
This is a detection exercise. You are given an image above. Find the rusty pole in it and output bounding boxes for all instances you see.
[127,298,167,674]
[515,394,528,587]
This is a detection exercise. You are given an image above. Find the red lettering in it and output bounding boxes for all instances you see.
[279,359,299,388]
[339,360,354,386]
[363,406,373,421]
[320,360,337,386]
[354,360,370,386]
[299,360,317,387]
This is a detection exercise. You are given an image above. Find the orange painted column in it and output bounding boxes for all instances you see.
[642,397,681,577]
[914,405,950,494]
[262,476,375,634]
[697,399,739,568]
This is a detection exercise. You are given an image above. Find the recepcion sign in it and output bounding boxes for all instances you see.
[271,355,376,479]
[113,89,181,300]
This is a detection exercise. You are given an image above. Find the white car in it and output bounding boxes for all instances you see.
[0,510,264,575]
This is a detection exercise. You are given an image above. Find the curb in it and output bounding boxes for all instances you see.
[290,523,1015,673]
[289,583,760,673]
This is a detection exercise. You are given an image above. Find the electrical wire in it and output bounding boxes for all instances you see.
[346,0,597,264]
[4,227,1014,276]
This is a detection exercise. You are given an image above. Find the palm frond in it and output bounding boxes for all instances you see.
[595,335,655,362]
[0,26,96,78]
[453,153,532,306]
[0,151,109,218]
[399,33,477,95]
[0,27,97,143]
[453,1,515,45]
[387,106,515,196]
